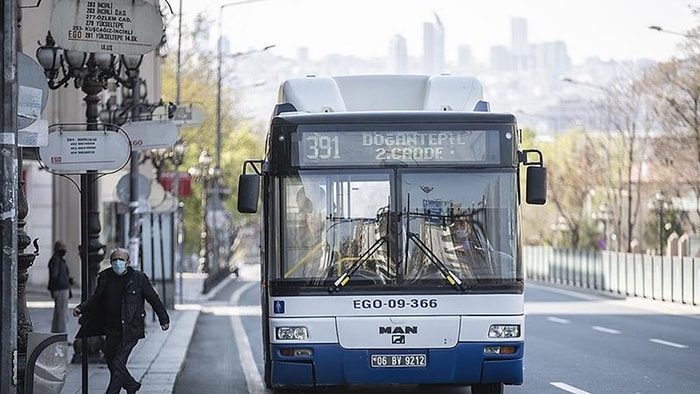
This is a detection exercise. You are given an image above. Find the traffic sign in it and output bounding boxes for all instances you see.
[49,0,164,55]
[18,52,49,130]
[152,104,204,128]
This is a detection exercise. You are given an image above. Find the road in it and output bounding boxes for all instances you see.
[174,263,700,393]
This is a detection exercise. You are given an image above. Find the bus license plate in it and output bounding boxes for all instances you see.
[370,354,427,368]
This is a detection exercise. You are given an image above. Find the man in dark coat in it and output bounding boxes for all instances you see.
[48,240,72,333]
[73,248,170,394]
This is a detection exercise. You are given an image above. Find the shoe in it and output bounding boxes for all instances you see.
[126,382,141,394]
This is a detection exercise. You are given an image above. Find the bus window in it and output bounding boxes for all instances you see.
[281,172,391,282]
[401,171,518,283]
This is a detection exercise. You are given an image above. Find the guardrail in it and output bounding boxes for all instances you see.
[523,246,700,306]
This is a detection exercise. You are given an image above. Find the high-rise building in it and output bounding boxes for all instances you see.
[423,13,445,74]
[457,45,475,74]
[389,35,408,74]
[511,17,529,71]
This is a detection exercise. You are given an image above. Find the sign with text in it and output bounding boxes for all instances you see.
[50,0,163,55]
[152,104,204,128]
[122,120,178,151]
[38,129,130,173]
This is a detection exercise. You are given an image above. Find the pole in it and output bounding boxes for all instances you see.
[80,175,89,394]
[129,73,141,268]
[173,161,182,304]
[176,0,183,105]
[1,0,19,390]
[79,73,107,390]
[216,6,223,171]
[659,208,664,256]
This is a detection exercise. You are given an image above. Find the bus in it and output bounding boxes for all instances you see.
[237,75,547,394]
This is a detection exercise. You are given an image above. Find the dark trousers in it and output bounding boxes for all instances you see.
[103,329,140,393]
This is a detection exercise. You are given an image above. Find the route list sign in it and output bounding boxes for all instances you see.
[50,0,163,55]
[38,130,130,174]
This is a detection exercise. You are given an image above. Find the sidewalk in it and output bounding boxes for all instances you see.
[26,272,235,394]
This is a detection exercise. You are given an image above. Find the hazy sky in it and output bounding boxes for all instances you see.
[178,0,698,63]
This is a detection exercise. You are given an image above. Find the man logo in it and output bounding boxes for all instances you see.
[392,335,405,344]
[379,326,418,334]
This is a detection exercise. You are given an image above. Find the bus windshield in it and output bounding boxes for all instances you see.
[278,169,519,291]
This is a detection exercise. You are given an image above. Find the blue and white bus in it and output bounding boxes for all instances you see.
[237,75,547,394]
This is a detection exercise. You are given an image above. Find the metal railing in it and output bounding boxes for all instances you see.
[523,246,700,306]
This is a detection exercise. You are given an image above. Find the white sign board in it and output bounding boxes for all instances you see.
[122,120,178,151]
[38,130,130,173]
[50,0,163,55]
[152,104,204,128]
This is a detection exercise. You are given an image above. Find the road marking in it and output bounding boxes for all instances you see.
[649,338,688,349]
[547,316,570,324]
[229,281,267,393]
[551,381,592,393]
[591,326,620,334]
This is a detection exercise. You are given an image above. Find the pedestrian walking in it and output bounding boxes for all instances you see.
[47,240,73,333]
[73,247,170,394]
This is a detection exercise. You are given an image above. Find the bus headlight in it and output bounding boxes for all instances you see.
[276,326,309,340]
[488,324,521,338]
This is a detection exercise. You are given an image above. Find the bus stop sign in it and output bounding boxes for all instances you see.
[49,0,164,55]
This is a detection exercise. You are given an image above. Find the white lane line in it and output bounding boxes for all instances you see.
[229,281,266,393]
[649,338,688,349]
[547,316,570,324]
[551,381,592,393]
[591,326,620,334]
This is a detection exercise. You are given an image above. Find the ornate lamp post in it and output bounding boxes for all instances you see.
[150,139,186,304]
[170,140,186,303]
[188,150,217,292]
[651,191,671,255]
[36,31,143,365]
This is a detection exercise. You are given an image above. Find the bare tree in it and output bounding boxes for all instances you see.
[644,11,700,233]
[601,71,655,251]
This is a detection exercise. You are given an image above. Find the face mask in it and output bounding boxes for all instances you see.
[111,259,128,276]
[57,249,66,257]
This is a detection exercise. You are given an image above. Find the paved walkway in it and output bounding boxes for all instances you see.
[26,272,234,394]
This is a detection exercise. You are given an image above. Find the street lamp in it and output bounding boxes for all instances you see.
[648,25,697,38]
[36,31,144,368]
[592,204,612,250]
[216,0,275,172]
[170,140,186,304]
[188,150,223,292]
[651,191,671,255]
[149,139,186,307]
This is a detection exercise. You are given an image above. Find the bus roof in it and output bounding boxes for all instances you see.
[277,75,487,114]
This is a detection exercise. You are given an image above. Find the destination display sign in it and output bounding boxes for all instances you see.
[297,129,498,166]
[50,0,163,55]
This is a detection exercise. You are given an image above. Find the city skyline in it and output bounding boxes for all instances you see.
[181,0,698,64]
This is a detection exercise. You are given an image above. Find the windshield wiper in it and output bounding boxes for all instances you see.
[406,231,472,293]
[328,235,388,293]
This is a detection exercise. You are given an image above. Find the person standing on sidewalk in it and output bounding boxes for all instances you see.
[72,247,170,394]
[47,240,73,333]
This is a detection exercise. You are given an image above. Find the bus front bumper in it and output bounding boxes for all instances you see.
[270,342,523,388]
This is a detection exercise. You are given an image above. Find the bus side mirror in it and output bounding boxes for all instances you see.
[238,174,260,213]
[526,166,547,205]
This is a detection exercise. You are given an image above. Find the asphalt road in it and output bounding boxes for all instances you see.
[174,263,700,394]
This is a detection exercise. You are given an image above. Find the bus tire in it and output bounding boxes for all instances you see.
[471,382,504,394]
